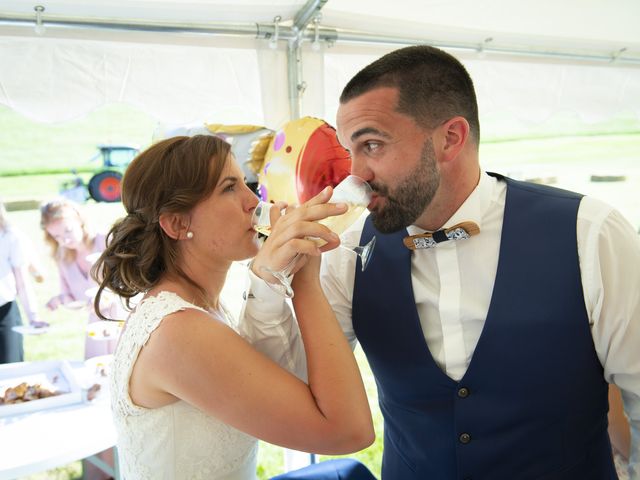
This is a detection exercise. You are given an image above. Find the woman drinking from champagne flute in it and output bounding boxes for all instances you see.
[93,135,375,479]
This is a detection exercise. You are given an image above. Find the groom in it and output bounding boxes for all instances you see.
[240,45,640,479]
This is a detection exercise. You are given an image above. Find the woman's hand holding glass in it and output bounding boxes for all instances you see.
[251,175,377,298]
[251,186,347,297]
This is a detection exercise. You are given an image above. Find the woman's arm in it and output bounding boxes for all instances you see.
[131,299,374,454]
[46,265,75,310]
[13,264,46,326]
[130,188,374,454]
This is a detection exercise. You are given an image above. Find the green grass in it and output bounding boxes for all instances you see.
[480,132,640,171]
[0,104,156,174]
[0,173,92,202]
[479,109,640,143]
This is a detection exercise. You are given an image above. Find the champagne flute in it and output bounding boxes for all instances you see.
[252,175,377,298]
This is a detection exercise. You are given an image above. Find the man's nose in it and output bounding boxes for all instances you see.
[350,155,373,183]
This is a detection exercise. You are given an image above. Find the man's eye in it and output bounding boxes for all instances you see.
[365,142,381,153]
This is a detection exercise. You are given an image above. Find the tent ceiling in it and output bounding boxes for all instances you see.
[1,0,639,63]
[323,0,639,57]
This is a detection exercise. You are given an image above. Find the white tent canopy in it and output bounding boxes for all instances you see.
[1,0,640,138]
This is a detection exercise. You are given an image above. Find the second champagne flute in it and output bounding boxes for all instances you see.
[252,175,376,298]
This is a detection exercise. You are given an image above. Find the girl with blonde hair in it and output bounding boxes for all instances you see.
[40,197,121,359]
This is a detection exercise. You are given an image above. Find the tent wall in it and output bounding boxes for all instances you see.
[1,36,267,124]
[1,1,640,137]
[322,44,640,140]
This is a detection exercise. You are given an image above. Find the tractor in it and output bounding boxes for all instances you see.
[60,144,139,203]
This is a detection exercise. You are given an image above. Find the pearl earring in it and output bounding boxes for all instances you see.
[186,231,194,239]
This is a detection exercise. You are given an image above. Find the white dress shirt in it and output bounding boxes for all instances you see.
[238,172,640,479]
[0,227,39,322]
[0,228,24,306]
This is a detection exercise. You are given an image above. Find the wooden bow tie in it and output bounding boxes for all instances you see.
[403,221,480,250]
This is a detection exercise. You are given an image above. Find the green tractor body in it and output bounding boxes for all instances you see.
[61,145,139,203]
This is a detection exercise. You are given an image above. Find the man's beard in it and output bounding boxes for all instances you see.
[369,138,440,234]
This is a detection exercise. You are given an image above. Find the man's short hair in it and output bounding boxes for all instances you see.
[340,45,480,145]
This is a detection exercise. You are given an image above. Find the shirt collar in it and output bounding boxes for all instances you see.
[406,170,496,235]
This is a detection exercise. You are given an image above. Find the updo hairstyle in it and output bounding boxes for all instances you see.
[92,135,231,319]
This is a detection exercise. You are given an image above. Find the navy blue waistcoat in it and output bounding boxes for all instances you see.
[353,175,617,480]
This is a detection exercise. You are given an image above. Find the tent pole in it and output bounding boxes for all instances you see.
[287,0,329,119]
[332,29,640,65]
[293,0,328,32]
[0,16,264,37]
[287,40,303,120]
[0,13,636,65]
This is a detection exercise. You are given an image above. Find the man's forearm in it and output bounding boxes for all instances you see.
[237,271,308,380]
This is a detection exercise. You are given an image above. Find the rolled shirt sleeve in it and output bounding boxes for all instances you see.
[236,269,308,381]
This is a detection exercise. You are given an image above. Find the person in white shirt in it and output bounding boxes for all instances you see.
[0,200,47,363]
[241,45,640,480]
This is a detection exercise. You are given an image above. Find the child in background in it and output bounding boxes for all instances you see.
[40,198,122,359]
[0,200,47,363]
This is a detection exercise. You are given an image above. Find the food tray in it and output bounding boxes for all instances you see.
[0,360,82,417]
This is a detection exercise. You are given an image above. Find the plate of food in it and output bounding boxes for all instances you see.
[84,354,114,379]
[86,320,124,341]
[0,360,82,417]
[77,355,114,402]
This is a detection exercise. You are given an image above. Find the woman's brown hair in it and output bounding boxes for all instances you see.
[92,135,231,320]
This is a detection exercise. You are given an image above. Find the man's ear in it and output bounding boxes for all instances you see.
[159,213,189,240]
[438,116,470,163]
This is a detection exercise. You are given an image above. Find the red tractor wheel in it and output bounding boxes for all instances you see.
[88,171,123,203]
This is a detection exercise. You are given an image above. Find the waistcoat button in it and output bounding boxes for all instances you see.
[457,387,470,398]
[459,432,471,444]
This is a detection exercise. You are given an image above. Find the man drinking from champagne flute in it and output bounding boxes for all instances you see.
[240,45,640,480]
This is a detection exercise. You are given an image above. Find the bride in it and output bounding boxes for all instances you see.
[92,135,374,479]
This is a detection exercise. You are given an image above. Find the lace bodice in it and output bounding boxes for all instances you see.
[111,291,258,480]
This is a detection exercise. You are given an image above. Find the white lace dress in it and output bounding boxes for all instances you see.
[111,291,258,480]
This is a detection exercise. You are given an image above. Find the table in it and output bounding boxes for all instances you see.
[0,360,118,480]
